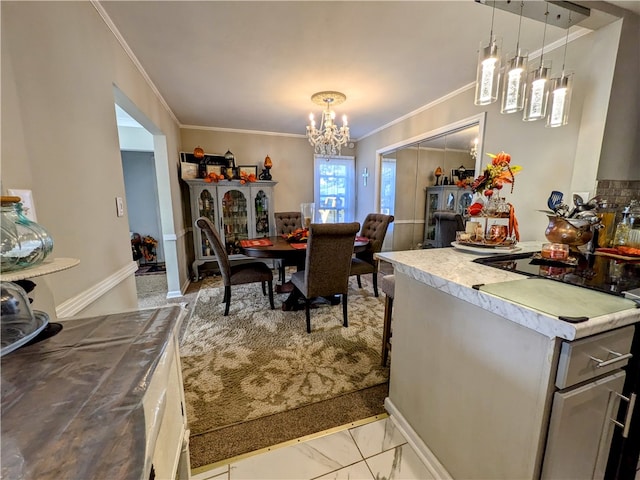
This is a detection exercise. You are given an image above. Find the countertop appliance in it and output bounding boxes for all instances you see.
[473,251,640,298]
[475,251,640,479]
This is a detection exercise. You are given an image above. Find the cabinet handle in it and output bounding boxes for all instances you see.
[589,351,633,368]
[611,392,637,438]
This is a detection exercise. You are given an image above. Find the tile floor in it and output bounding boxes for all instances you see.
[190,417,436,480]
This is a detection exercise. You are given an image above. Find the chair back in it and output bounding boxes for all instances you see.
[356,213,394,263]
[275,212,302,235]
[433,211,464,248]
[303,222,360,298]
[195,217,231,284]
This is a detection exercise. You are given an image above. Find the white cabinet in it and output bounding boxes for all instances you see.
[185,179,277,279]
[423,186,473,246]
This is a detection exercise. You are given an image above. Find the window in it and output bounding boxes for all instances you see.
[314,155,355,223]
[380,158,396,216]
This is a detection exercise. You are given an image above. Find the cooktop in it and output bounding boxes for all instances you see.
[473,252,640,297]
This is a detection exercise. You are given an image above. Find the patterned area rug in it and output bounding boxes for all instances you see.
[180,276,389,436]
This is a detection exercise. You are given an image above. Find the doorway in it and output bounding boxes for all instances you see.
[114,87,182,299]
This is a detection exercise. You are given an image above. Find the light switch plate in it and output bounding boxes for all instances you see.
[116,197,125,217]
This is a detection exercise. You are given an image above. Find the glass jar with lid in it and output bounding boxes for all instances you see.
[0,196,54,272]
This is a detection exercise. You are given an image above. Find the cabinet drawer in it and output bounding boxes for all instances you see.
[556,325,634,389]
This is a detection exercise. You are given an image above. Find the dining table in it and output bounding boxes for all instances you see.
[240,235,370,310]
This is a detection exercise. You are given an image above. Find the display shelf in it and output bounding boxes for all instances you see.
[0,257,80,282]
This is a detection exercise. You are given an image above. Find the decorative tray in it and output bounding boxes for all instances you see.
[451,241,521,254]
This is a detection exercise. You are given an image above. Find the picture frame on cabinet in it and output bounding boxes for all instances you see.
[238,165,257,178]
[206,165,223,176]
[222,166,239,180]
[180,162,198,180]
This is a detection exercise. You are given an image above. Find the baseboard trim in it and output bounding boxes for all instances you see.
[56,261,139,318]
[385,397,453,480]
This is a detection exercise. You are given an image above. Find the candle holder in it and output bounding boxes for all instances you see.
[259,155,273,180]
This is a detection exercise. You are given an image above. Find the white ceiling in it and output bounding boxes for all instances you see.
[100,1,634,140]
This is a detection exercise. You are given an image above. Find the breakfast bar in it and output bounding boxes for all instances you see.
[377,242,640,479]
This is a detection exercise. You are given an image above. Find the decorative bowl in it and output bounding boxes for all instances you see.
[544,215,594,248]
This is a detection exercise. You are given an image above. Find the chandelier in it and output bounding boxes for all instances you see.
[306,91,350,156]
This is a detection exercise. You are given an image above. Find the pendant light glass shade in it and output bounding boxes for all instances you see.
[523,61,552,121]
[546,72,573,127]
[501,50,528,113]
[474,36,502,106]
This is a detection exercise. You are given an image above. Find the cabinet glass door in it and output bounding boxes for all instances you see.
[425,190,441,242]
[197,188,216,257]
[254,190,270,237]
[220,189,248,255]
[445,191,456,211]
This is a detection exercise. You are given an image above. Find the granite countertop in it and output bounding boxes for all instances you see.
[377,242,640,340]
[1,305,185,480]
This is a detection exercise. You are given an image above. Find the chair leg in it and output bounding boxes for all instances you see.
[373,272,379,297]
[342,293,348,328]
[381,296,393,366]
[261,281,266,295]
[305,298,312,333]
[268,280,274,310]
[224,286,231,316]
[357,275,362,288]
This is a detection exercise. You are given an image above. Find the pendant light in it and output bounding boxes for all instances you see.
[523,3,552,122]
[500,2,528,114]
[474,1,502,106]
[547,13,573,127]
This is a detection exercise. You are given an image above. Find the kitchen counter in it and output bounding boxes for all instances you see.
[0,305,189,480]
[377,242,640,479]
[377,241,640,340]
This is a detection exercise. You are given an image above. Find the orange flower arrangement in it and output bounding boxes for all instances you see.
[470,151,522,197]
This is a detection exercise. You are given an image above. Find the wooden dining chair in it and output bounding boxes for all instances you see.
[290,222,360,333]
[195,217,274,315]
[274,211,303,282]
[433,211,464,248]
[350,213,394,297]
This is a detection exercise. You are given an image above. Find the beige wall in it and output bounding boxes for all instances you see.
[2,2,186,317]
[179,128,357,212]
[356,19,630,244]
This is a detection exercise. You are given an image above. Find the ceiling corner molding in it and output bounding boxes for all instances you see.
[179,124,308,139]
[91,1,180,126]
[358,83,475,142]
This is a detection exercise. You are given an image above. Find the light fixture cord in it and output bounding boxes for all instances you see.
[516,2,524,53]
[489,0,496,43]
[561,12,572,73]
[539,3,549,68]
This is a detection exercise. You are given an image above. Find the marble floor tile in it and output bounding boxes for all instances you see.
[229,430,362,480]
[349,417,407,458]
[314,460,375,480]
[365,444,436,480]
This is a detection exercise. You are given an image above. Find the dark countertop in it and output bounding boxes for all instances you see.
[1,305,184,480]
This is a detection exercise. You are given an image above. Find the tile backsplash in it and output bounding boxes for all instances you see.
[596,180,640,210]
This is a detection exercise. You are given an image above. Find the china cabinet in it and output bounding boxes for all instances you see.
[423,186,473,246]
[184,179,276,279]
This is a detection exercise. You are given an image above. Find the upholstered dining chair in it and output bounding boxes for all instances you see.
[433,211,465,248]
[274,211,303,282]
[349,213,394,297]
[290,222,360,333]
[195,217,274,316]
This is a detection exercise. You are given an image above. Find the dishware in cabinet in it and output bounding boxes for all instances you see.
[250,186,274,239]
[217,184,251,256]
[185,180,277,279]
[189,183,218,258]
[423,186,473,246]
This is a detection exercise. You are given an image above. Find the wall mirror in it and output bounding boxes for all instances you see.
[378,114,484,251]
